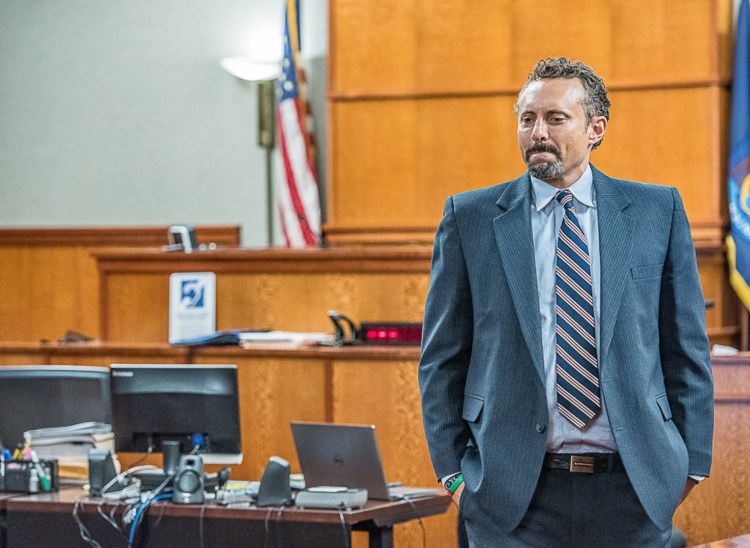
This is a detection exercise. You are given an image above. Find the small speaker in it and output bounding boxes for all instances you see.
[162,441,181,475]
[257,456,292,507]
[172,455,205,504]
[88,449,118,496]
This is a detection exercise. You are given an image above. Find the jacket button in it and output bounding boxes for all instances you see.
[536,423,546,433]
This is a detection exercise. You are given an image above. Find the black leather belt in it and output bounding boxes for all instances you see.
[543,453,624,473]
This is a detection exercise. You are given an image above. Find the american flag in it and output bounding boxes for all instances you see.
[274,0,321,247]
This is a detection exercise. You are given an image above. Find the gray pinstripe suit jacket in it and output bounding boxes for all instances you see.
[418,165,714,534]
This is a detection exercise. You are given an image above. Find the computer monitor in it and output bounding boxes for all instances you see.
[0,366,111,449]
[110,364,242,464]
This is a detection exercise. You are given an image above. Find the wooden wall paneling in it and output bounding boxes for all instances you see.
[697,249,741,347]
[715,0,735,82]
[102,273,170,342]
[192,353,328,483]
[331,0,723,96]
[328,0,730,248]
[0,343,46,365]
[328,96,523,233]
[0,246,96,342]
[331,359,457,548]
[597,87,722,225]
[0,226,240,343]
[45,347,191,367]
[328,88,723,242]
[673,358,750,544]
[102,271,432,343]
[96,248,433,343]
[96,248,739,348]
[219,272,430,333]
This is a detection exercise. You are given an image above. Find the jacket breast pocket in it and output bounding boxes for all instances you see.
[631,264,663,280]
[462,393,484,423]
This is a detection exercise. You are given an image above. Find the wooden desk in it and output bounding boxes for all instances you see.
[4,488,450,548]
[1,343,749,545]
[0,341,459,547]
[0,493,24,548]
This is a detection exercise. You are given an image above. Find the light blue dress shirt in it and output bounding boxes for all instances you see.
[530,165,617,453]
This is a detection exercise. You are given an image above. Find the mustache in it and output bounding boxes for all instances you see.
[525,143,561,161]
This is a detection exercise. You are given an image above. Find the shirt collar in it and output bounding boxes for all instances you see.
[531,164,595,212]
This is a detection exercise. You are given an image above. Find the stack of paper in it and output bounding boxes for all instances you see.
[24,422,115,470]
[238,331,333,345]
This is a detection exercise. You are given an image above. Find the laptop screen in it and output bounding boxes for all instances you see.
[290,422,392,500]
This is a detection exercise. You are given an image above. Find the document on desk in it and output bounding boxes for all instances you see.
[24,422,115,465]
[24,422,112,441]
[239,331,333,345]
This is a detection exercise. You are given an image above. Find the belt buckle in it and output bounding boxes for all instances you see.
[569,455,595,473]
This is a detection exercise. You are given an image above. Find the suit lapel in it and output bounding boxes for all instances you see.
[592,166,635,365]
[493,175,545,383]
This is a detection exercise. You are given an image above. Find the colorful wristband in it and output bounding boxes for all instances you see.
[446,473,463,494]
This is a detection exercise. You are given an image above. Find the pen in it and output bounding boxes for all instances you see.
[22,438,31,460]
[29,450,51,492]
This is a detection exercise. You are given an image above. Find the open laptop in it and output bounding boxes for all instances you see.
[290,422,442,500]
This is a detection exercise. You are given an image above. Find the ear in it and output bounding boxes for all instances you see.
[588,116,607,147]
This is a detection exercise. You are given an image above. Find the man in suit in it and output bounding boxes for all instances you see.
[418,57,714,547]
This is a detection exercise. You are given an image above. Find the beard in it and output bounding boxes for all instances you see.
[524,143,564,180]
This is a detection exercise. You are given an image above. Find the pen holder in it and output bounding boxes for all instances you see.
[0,458,59,493]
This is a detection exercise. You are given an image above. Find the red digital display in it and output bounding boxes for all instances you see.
[360,323,422,345]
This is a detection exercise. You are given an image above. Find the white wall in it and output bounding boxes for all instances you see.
[0,0,327,247]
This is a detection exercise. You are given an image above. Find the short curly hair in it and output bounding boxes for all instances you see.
[515,57,610,149]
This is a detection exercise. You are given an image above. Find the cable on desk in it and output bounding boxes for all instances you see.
[100,464,161,503]
[400,496,427,548]
[275,504,288,548]
[263,506,276,548]
[150,494,169,531]
[337,505,351,548]
[127,493,172,548]
[124,467,178,546]
[198,499,211,548]
[127,444,155,469]
[96,498,127,539]
[72,498,103,548]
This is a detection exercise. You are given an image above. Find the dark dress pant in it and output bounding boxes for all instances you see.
[463,467,672,547]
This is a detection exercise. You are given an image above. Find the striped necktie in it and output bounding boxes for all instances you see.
[554,190,600,428]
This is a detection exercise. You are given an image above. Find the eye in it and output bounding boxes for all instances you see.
[549,115,567,124]
[520,115,534,126]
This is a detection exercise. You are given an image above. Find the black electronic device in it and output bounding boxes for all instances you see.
[320,311,422,347]
[132,466,227,494]
[172,455,205,504]
[257,456,292,507]
[88,449,118,496]
[110,364,242,465]
[359,322,422,346]
[0,366,111,449]
[162,440,181,475]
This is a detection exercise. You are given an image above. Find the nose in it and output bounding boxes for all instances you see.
[531,118,548,142]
